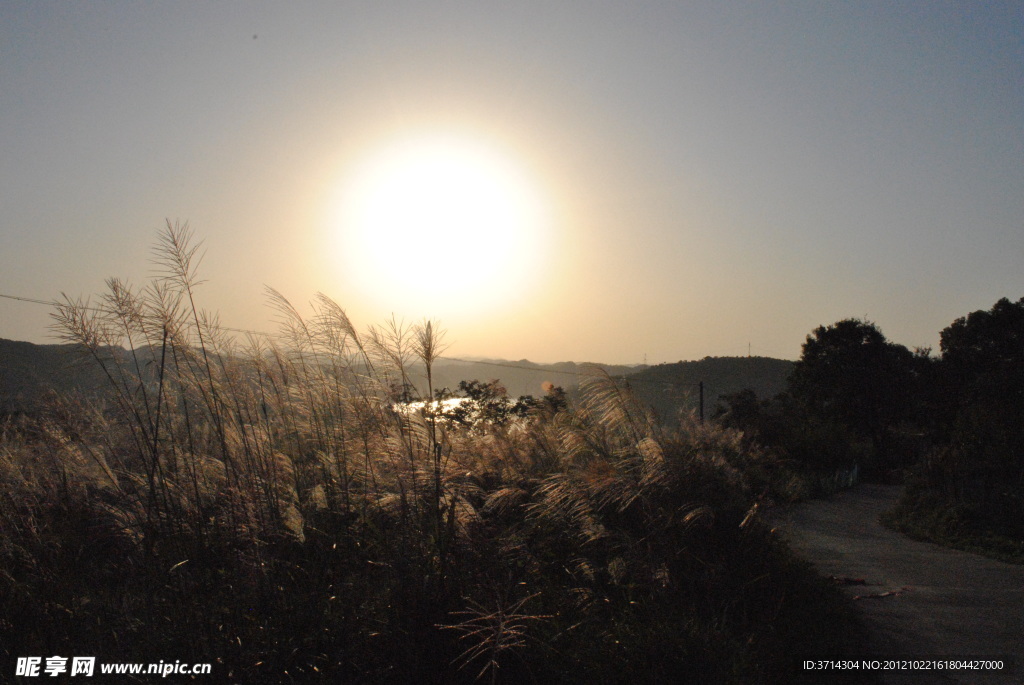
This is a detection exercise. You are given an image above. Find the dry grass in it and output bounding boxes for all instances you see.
[0,223,868,683]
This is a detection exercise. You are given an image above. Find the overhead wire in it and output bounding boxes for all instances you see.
[1,290,716,389]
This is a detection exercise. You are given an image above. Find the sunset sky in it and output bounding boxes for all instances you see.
[2,2,1022,364]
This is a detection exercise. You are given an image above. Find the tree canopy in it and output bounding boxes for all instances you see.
[788,319,917,460]
[939,296,1024,426]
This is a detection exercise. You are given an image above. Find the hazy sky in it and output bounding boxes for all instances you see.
[2,2,1022,363]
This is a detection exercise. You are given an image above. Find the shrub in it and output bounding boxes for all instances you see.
[0,223,868,682]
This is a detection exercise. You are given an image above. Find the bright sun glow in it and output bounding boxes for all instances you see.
[333,135,549,314]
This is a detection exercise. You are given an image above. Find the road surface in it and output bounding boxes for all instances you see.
[769,484,1024,684]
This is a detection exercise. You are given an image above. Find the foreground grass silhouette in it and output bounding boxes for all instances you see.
[0,223,870,683]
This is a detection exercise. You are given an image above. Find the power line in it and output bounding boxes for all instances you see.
[0,293,57,307]
[1,291,268,337]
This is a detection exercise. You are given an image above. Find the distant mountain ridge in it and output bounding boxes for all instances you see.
[0,338,117,413]
[626,357,795,422]
[0,338,793,422]
[426,357,647,399]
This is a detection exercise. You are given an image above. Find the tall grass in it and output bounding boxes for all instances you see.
[0,223,869,683]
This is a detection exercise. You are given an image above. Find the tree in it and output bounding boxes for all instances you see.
[938,296,1024,433]
[788,319,917,467]
[925,297,1024,535]
[437,380,537,428]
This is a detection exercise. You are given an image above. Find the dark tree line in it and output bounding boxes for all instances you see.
[716,318,927,480]
[716,297,1024,540]
[915,297,1024,539]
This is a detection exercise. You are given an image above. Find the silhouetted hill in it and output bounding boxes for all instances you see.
[423,358,645,399]
[626,356,794,422]
[0,338,118,415]
[392,356,795,422]
[1,339,793,424]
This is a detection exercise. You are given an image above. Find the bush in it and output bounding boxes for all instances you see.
[714,390,870,497]
[890,297,1024,555]
[0,224,870,682]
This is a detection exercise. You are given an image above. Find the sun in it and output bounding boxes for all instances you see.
[333,135,549,315]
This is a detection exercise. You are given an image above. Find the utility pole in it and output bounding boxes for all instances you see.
[699,381,704,423]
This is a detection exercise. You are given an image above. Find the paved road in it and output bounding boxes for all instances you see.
[770,484,1024,684]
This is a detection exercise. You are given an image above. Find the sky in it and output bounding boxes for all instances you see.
[2,1,1022,364]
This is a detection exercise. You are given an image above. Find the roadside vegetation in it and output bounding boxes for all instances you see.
[883,297,1024,564]
[0,224,872,683]
[716,299,1024,563]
